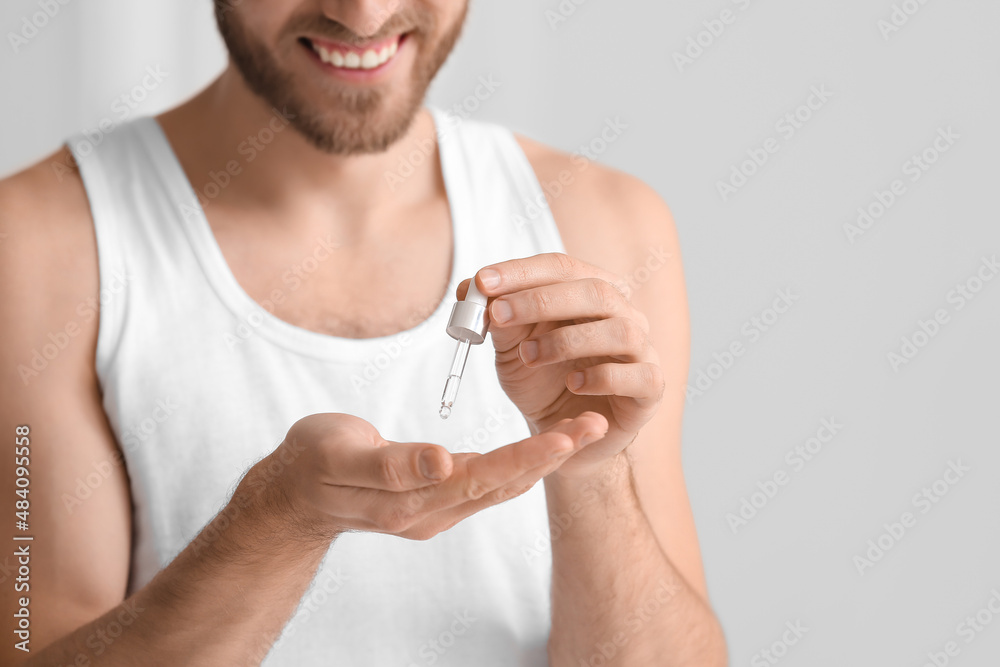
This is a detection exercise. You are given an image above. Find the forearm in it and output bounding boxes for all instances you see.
[25,451,339,666]
[543,454,726,666]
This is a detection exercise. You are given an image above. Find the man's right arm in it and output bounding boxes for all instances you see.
[0,150,340,665]
[1,149,138,664]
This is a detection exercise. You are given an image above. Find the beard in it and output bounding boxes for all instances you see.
[214,2,467,155]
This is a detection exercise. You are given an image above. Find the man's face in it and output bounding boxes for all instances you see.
[215,0,468,155]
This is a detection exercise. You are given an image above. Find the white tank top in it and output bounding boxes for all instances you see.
[67,108,567,666]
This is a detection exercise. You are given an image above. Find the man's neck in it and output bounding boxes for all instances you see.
[157,63,440,237]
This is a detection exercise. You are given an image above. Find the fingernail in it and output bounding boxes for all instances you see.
[580,432,605,447]
[491,299,512,324]
[419,450,442,480]
[519,340,539,364]
[567,371,585,391]
[478,269,501,290]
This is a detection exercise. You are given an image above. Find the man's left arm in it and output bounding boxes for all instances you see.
[546,182,724,666]
[478,143,727,664]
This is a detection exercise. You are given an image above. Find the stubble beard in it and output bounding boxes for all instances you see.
[215,3,467,155]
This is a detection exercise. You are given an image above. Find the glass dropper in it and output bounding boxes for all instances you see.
[438,280,490,419]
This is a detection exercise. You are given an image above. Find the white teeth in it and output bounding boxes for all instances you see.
[311,38,400,70]
[360,49,378,68]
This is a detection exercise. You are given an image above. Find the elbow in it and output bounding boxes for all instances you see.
[701,612,729,667]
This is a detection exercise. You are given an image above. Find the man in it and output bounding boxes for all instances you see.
[0,0,726,664]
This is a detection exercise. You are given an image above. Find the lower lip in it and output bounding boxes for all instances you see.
[302,34,407,83]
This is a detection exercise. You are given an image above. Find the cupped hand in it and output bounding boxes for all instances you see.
[267,410,608,541]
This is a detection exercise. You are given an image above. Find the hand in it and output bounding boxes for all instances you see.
[457,253,665,480]
[263,411,608,541]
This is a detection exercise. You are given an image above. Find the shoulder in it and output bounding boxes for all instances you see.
[0,147,99,378]
[512,132,682,296]
[0,146,93,251]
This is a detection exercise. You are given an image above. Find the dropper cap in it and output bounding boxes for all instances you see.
[446,280,489,344]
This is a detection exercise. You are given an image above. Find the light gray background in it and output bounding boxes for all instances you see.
[3,1,999,664]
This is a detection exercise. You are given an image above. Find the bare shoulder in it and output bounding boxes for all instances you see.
[0,145,91,216]
[0,146,95,266]
[0,146,99,377]
[513,132,682,289]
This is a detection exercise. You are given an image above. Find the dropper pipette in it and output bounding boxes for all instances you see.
[439,280,490,419]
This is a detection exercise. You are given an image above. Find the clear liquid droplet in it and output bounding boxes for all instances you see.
[439,405,451,420]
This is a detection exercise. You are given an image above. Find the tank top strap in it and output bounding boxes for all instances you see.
[67,118,201,377]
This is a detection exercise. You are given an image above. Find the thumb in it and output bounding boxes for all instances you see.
[295,414,455,492]
[333,439,455,492]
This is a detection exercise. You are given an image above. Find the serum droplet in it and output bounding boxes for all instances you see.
[439,405,452,420]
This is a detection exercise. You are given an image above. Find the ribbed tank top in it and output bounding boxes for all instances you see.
[67,107,567,666]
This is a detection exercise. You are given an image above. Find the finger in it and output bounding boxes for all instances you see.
[404,413,609,536]
[326,440,454,492]
[566,362,665,406]
[489,278,647,330]
[516,317,655,368]
[474,253,630,301]
[448,428,574,502]
[460,411,608,486]
[393,412,607,516]
[323,423,577,533]
[328,414,608,535]
[495,411,608,477]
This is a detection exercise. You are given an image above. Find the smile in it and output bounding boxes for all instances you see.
[305,34,402,71]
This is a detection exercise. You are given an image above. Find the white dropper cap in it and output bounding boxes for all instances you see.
[445,280,489,344]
